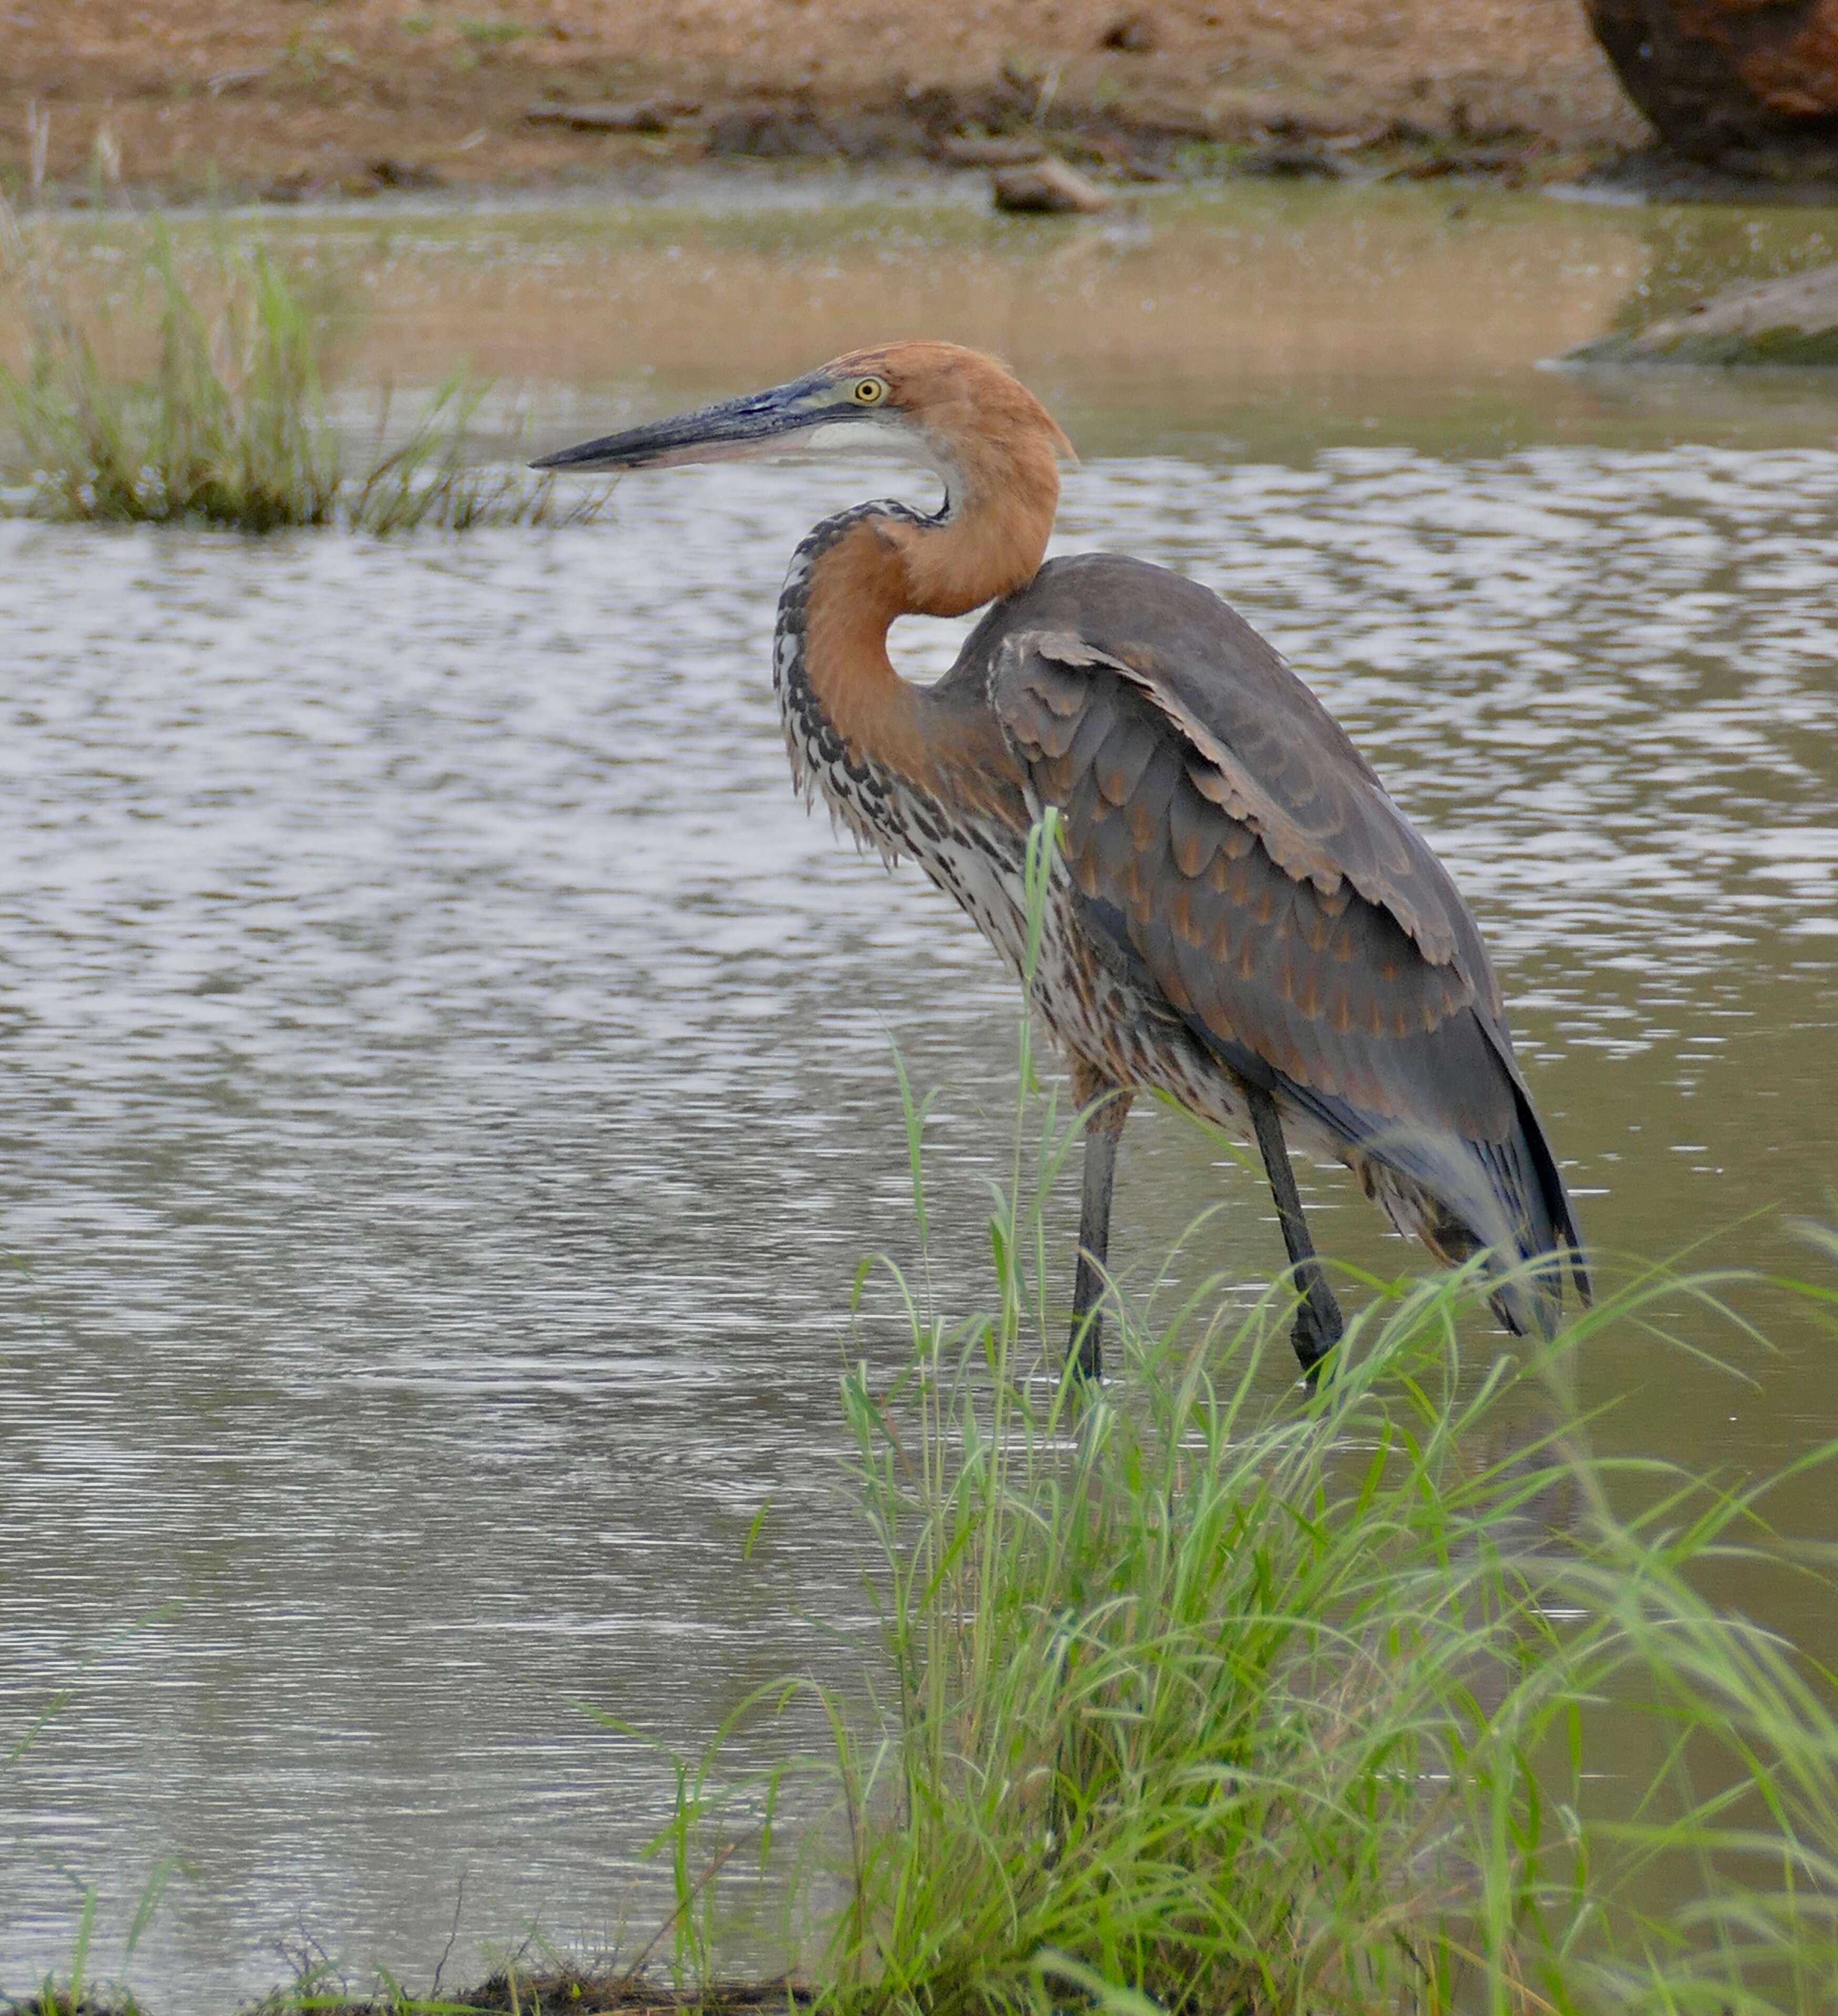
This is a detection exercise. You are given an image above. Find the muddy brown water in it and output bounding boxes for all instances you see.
[2,183,1837,2005]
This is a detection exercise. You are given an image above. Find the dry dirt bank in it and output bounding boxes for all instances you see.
[0,1,1648,204]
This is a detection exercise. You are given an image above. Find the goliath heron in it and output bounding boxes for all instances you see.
[535,341,1588,1379]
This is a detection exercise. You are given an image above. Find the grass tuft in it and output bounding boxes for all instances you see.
[0,204,600,533]
[825,1243,1838,2013]
[0,1992,144,2016]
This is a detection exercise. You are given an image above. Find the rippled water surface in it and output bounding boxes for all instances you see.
[3,191,1838,2004]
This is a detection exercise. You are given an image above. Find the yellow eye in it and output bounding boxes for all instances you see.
[851,377,888,405]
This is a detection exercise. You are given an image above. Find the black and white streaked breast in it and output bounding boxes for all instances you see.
[772,499,934,862]
[771,500,1043,974]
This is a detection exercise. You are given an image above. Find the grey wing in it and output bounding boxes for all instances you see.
[980,557,1585,1333]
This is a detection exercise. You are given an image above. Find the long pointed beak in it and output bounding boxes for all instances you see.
[531,371,854,474]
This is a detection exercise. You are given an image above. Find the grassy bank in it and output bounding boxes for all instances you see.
[0,206,595,532]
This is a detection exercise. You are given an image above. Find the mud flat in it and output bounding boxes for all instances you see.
[0,0,1645,206]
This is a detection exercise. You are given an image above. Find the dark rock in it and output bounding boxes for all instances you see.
[1580,144,1838,197]
[1585,0,1838,168]
[992,157,1114,212]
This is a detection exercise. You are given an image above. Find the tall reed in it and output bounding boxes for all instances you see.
[0,204,594,533]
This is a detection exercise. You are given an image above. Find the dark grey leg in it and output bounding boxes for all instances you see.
[1068,1065,1132,1382]
[1245,1082,1344,1379]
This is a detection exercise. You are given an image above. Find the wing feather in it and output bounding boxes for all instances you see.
[975,555,1585,1328]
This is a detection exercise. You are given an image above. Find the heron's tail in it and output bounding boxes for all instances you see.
[1344,1076,1587,1342]
[1393,1082,1589,1341]
[1499,1077,1591,1337]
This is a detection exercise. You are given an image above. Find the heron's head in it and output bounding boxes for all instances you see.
[532,340,1074,513]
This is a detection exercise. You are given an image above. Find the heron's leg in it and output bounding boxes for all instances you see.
[1244,1082,1344,1379]
[1069,1060,1132,1383]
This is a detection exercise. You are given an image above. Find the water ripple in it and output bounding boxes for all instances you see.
[2,445,1834,2001]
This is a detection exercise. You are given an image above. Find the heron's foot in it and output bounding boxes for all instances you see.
[1292,1287,1344,1387]
[1067,1311,1104,1385]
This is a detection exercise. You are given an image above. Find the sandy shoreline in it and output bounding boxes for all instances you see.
[1,0,1648,206]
